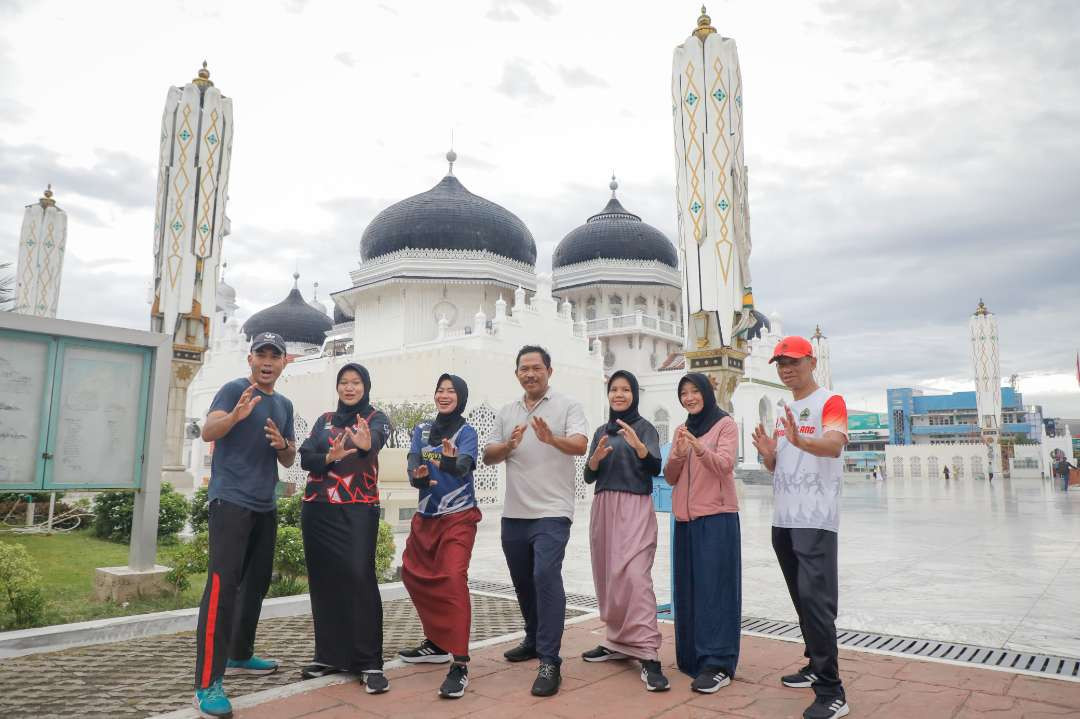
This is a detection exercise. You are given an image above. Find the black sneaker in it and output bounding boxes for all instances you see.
[691,667,731,694]
[360,670,390,694]
[399,638,452,664]
[803,695,849,719]
[439,663,469,699]
[531,662,561,697]
[300,662,342,679]
[639,660,670,692]
[581,646,629,662]
[503,642,539,662]
[781,664,817,688]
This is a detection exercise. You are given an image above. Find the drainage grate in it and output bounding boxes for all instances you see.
[467,579,600,610]
[740,616,1080,681]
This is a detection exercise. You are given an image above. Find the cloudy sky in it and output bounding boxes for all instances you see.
[1,0,1078,416]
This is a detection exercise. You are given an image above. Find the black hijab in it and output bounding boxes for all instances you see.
[427,373,469,446]
[679,372,728,438]
[332,363,371,427]
[605,370,642,435]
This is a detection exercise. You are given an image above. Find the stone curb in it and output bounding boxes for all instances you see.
[148,609,602,719]
[0,583,409,659]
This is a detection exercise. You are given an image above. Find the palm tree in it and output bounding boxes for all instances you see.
[0,261,13,311]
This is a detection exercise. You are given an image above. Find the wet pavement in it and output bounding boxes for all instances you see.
[455,476,1080,657]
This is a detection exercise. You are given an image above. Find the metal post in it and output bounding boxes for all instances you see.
[26,497,34,528]
[47,492,55,532]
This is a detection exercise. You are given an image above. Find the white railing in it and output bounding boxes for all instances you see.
[585,313,684,338]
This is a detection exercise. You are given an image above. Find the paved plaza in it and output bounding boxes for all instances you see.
[220,617,1080,719]
[443,476,1080,658]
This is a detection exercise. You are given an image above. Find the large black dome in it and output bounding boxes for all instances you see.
[360,174,536,266]
[552,195,677,269]
[243,287,333,347]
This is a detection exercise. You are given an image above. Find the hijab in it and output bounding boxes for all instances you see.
[605,370,642,435]
[426,373,469,446]
[679,372,728,438]
[332,363,371,427]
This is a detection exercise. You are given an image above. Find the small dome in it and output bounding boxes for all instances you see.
[333,303,353,325]
[360,172,536,266]
[242,285,333,346]
[552,191,677,269]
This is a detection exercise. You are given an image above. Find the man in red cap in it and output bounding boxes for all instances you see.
[752,336,850,719]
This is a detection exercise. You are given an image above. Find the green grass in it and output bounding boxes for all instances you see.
[0,531,206,628]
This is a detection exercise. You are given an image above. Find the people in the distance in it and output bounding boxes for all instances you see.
[753,336,851,719]
[194,332,296,719]
[298,363,393,695]
[399,374,482,700]
[664,372,741,695]
[582,370,669,691]
[483,346,589,697]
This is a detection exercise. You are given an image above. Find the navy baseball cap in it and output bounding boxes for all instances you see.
[250,332,286,355]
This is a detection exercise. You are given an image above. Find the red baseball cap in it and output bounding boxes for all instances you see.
[769,336,814,363]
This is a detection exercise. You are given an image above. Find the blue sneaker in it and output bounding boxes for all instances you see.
[225,655,278,675]
[193,677,233,718]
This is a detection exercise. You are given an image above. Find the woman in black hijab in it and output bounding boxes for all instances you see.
[580,370,669,691]
[298,363,393,694]
[663,372,741,694]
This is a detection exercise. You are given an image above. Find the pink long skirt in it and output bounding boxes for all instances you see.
[589,491,662,661]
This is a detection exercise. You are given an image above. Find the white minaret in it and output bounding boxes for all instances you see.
[671,6,757,410]
[150,61,234,489]
[970,299,1001,477]
[970,300,1001,432]
[811,325,833,390]
[14,185,68,317]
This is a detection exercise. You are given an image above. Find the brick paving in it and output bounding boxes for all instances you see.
[0,594,580,719]
[230,618,1080,719]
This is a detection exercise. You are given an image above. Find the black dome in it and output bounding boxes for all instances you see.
[332,302,353,325]
[552,197,677,269]
[360,175,536,266]
[243,288,333,347]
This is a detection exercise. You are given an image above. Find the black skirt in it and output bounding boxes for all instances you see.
[301,501,383,671]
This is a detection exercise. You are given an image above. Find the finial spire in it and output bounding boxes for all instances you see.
[39,183,56,207]
[813,324,824,339]
[693,5,717,41]
[312,281,319,300]
[446,149,457,176]
[974,298,989,316]
[193,60,214,87]
[609,173,618,198]
[292,270,300,289]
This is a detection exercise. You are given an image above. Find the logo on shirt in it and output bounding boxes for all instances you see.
[799,408,810,421]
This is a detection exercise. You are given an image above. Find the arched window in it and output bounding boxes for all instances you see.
[970,456,984,480]
[634,295,648,313]
[892,456,904,478]
[654,408,670,446]
[668,302,677,321]
[927,456,939,478]
[609,295,624,315]
[951,456,965,479]
[585,296,597,321]
[758,396,774,432]
[910,456,922,478]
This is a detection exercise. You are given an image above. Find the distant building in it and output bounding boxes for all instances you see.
[886,387,1038,446]
[844,411,888,473]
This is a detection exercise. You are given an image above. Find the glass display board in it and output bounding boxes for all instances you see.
[0,332,53,488]
[45,342,150,489]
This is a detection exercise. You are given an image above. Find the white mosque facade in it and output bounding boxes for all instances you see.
[183,155,793,519]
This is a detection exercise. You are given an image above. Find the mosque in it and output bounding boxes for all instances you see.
[184,149,799,517]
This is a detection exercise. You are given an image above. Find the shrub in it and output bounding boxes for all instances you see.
[189,487,210,534]
[164,531,210,593]
[0,542,47,629]
[92,482,189,543]
[277,493,302,529]
[269,525,307,597]
[376,520,395,583]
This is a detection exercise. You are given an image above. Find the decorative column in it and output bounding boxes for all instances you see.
[811,325,833,390]
[14,186,68,317]
[671,7,762,411]
[150,62,234,491]
[970,299,1002,477]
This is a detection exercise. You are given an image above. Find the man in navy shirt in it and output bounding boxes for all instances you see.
[193,332,296,718]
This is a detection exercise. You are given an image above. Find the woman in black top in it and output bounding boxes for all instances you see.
[580,370,669,692]
[298,363,392,694]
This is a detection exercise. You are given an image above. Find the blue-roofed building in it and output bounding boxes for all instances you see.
[886,387,1040,446]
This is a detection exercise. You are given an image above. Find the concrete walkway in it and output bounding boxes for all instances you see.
[230,618,1080,718]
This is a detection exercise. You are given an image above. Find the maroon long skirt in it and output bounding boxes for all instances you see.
[401,506,481,658]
